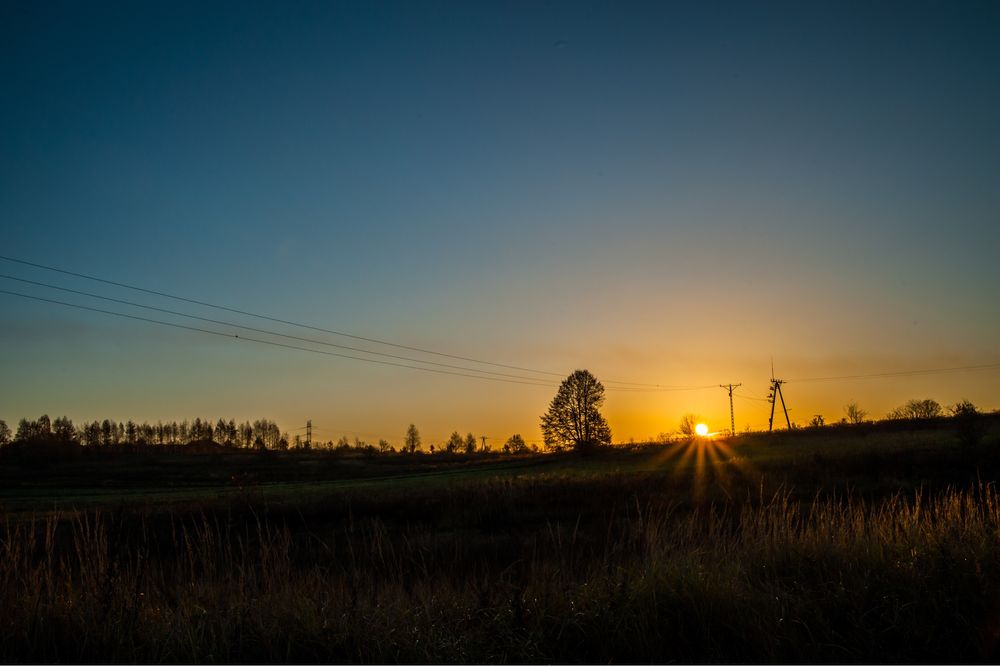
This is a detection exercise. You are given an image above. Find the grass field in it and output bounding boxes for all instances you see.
[2,415,1000,662]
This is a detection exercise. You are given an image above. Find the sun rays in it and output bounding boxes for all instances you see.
[649,434,759,502]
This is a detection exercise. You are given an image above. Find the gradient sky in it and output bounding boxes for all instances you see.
[2,0,998,445]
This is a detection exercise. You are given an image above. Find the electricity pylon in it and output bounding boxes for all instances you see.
[719,383,741,436]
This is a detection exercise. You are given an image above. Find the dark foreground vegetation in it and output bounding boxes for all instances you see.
[2,414,1000,663]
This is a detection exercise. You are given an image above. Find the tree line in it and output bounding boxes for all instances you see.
[0,415,539,456]
[311,424,536,455]
[0,415,287,450]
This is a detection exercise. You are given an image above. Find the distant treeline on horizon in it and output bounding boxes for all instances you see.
[0,415,540,455]
[0,398,993,458]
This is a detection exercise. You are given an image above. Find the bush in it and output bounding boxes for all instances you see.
[951,400,984,447]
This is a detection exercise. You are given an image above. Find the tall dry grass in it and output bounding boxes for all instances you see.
[2,484,1000,662]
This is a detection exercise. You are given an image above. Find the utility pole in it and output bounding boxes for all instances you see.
[306,420,312,449]
[480,435,488,453]
[767,377,791,431]
[719,383,741,437]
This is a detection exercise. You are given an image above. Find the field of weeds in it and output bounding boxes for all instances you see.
[3,481,1000,662]
[3,418,1000,663]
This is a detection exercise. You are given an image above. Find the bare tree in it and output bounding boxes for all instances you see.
[844,402,867,424]
[887,399,942,420]
[540,370,612,451]
[678,413,701,437]
[404,424,421,454]
[949,400,978,416]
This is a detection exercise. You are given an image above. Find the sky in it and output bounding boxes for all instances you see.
[1,0,998,445]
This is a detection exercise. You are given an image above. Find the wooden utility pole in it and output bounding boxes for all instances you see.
[719,383,742,436]
[306,420,312,449]
[480,435,488,453]
[767,379,791,431]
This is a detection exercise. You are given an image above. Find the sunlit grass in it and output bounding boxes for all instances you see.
[654,434,758,503]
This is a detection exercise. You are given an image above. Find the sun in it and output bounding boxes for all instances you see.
[695,423,709,437]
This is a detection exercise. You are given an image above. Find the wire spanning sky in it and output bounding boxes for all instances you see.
[1,1,998,443]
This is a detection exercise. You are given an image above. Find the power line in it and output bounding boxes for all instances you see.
[733,391,770,403]
[787,363,1000,384]
[5,256,996,393]
[0,289,562,389]
[0,273,575,384]
[0,271,716,393]
[0,254,694,389]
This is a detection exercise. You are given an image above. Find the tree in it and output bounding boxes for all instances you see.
[83,421,101,447]
[217,418,230,445]
[809,414,825,428]
[540,370,612,451]
[53,416,76,443]
[445,431,463,454]
[887,399,943,420]
[503,433,528,454]
[949,400,978,417]
[0,420,10,445]
[15,418,32,442]
[678,413,701,437]
[378,438,393,454]
[36,414,52,438]
[844,402,867,424]
[404,424,421,454]
[464,432,477,455]
[240,422,253,448]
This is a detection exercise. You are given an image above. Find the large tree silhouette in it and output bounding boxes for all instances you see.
[540,370,612,451]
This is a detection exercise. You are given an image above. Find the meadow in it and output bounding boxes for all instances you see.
[2,415,1000,663]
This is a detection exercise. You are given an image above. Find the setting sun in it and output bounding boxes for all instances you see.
[695,423,709,437]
